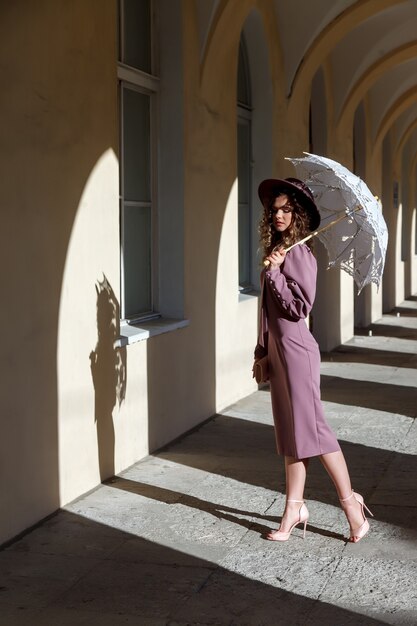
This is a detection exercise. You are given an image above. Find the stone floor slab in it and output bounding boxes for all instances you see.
[318,557,417,621]
[49,560,213,619]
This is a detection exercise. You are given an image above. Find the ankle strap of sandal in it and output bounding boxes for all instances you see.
[287,499,304,503]
[339,491,355,503]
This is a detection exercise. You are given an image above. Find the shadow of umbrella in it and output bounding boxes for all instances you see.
[89,275,126,481]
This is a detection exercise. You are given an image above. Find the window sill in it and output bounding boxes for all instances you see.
[239,288,260,303]
[117,317,190,347]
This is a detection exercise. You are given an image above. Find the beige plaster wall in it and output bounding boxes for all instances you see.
[0,1,120,543]
[395,204,406,304]
[0,0,220,544]
[307,66,355,349]
[406,156,417,295]
[0,0,226,545]
[405,159,417,298]
[364,139,384,324]
[184,2,264,415]
[0,0,247,545]
[1,0,272,544]
[215,181,259,410]
[410,207,417,295]
[382,132,405,310]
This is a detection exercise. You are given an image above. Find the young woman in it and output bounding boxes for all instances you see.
[254,177,373,543]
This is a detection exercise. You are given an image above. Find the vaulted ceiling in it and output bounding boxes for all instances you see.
[280,0,417,156]
[197,0,417,170]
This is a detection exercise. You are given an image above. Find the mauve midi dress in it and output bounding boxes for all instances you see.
[255,243,341,460]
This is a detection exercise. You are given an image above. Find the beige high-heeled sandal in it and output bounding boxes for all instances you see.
[339,490,374,543]
[266,499,309,542]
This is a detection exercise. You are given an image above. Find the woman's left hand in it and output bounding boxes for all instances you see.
[266,247,286,269]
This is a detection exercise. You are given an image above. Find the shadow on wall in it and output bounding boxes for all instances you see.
[90,275,127,481]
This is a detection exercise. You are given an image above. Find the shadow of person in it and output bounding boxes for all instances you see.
[90,275,126,481]
[108,476,346,542]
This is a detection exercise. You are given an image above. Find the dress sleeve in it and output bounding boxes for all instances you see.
[264,244,317,320]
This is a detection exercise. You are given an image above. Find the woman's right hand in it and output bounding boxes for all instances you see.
[266,247,286,269]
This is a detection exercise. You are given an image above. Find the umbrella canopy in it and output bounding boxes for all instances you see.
[287,152,388,293]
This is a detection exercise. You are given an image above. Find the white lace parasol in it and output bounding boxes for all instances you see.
[287,153,388,293]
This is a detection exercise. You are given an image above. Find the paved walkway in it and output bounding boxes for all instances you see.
[1,298,417,625]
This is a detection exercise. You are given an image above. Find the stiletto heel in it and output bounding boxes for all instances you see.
[302,518,307,539]
[266,499,309,542]
[362,501,374,517]
[339,490,372,543]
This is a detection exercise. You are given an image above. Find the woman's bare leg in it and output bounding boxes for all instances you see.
[268,456,309,535]
[285,455,309,500]
[319,450,364,530]
[319,451,351,498]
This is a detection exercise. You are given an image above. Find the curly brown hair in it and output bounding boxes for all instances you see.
[258,191,313,262]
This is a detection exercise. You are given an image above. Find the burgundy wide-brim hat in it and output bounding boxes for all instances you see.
[258,177,321,231]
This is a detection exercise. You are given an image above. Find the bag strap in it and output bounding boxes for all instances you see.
[258,270,268,350]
